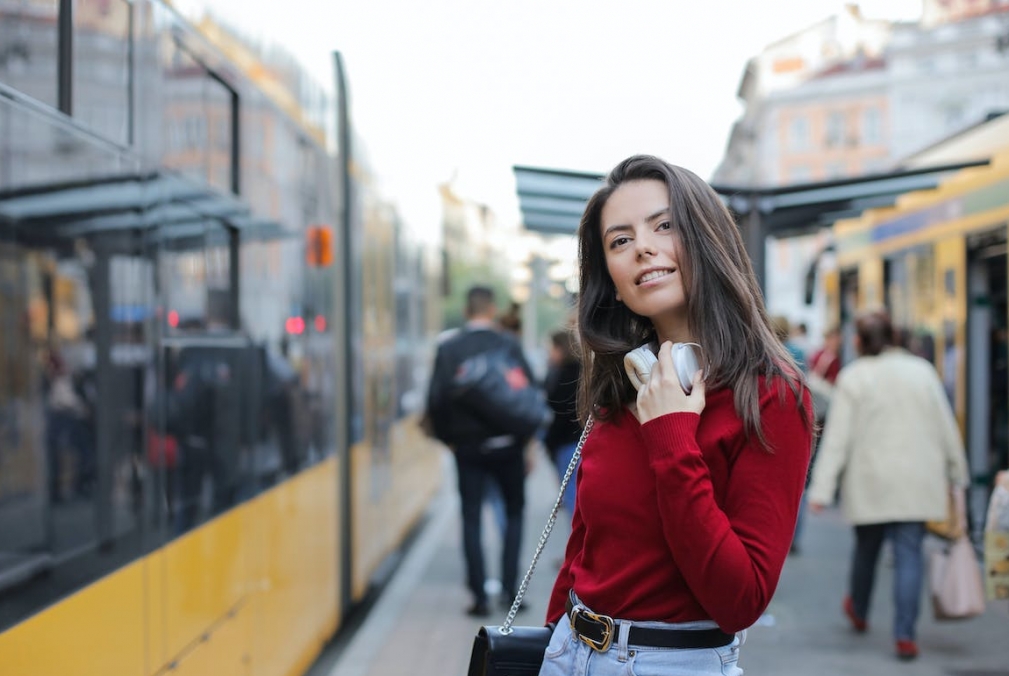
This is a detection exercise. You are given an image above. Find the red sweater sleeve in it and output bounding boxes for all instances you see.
[545,493,585,624]
[638,385,811,633]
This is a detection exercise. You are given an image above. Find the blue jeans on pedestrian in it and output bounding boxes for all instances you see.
[849,521,925,641]
[552,441,579,519]
[539,614,743,676]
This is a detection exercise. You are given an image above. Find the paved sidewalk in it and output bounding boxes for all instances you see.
[312,449,1009,676]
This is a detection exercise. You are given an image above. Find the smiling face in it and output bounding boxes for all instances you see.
[600,179,690,342]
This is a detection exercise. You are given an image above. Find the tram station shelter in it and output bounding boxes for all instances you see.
[513,154,991,291]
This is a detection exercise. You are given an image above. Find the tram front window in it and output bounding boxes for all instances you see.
[0,231,151,631]
[0,1,60,110]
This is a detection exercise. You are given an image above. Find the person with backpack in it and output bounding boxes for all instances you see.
[426,285,545,617]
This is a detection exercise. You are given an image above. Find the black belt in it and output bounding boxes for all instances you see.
[565,594,734,652]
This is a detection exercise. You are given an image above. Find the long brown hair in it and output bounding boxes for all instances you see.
[576,155,808,449]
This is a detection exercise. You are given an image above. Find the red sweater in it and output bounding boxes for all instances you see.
[546,376,811,634]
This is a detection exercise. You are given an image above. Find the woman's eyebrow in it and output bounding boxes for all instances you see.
[603,208,671,237]
[646,208,671,222]
[602,223,633,239]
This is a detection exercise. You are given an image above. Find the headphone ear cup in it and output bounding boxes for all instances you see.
[671,343,699,394]
[624,346,658,391]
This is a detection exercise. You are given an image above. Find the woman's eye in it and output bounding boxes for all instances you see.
[609,236,630,249]
[657,221,672,231]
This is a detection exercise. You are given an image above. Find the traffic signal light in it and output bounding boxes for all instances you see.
[306,225,334,267]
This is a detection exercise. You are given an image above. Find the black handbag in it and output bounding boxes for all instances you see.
[466,419,593,676]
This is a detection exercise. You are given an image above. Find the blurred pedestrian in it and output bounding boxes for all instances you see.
[426,285,538,617]
[772,315,807,373]
[791,321,812,361]
[809,325,842,387]
[540,155,812,676]
[808,309,969,661]
[498,301,523,337]
[543,328,582,518]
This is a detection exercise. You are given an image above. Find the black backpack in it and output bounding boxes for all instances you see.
[451,348,551,440]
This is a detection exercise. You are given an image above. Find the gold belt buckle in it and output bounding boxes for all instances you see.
[570,607,615,652]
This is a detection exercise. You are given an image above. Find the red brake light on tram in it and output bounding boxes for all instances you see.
[285,316,305,335]
[314,315,327,333]
[168,310,180,328]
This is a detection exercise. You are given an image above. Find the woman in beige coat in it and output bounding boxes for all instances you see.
[808,310,968,661]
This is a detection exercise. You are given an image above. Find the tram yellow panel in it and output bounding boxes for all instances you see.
[0,560,145,676]
[350,440,381,601]
[147,548,168,670]
[249,456,339,676]
[163,508,247,665]
[169,604,250,676]
[350,417,443,601]
[858,258,884,310]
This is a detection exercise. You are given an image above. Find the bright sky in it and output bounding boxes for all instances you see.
[176,0,923,237]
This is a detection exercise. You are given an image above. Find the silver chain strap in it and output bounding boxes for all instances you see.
[499,417,594,634]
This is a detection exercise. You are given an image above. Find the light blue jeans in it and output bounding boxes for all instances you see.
[553,441,579,519]
[538,614,744,676]
[849,521,926,641]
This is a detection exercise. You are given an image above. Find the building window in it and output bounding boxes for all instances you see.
[826,162,846,179]
[862,107,881,145]
[789,116,809,152]
[826,111,845,147]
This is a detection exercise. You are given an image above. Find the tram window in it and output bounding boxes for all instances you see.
[0,236,152,633]
[0,0,60,109]
[160,223,235,333]
[157,344,250,534]
[160,42,235,195]
[73,0,131,146]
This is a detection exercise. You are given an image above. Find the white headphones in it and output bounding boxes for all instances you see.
[624,342,704,394]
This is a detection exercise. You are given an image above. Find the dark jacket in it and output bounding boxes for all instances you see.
[543,359,581,457]
[426,326,535,447]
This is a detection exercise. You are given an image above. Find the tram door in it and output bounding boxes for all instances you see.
[839,268,860,366]
[966,231,1008,536]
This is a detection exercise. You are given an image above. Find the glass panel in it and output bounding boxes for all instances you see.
[160,222,234,333]
[158,341,249,533]
[154,223,256,533]
[160,40,234,194]
[0,0,60,108]
[0,227,152,632]
[240,236,313,481]
[73,0,131,145]
[0,96,133,192]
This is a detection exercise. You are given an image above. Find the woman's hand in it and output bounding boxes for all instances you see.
[636,341,706,424]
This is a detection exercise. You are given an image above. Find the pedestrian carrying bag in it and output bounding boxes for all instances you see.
[466,419,592,676]
[930,534,986,620]
[929,483,985,620]
[926,486,967,541]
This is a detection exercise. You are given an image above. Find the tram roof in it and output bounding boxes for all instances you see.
[0,170,288,247]
[513,160,991,238]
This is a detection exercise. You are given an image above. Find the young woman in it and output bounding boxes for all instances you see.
[540,155,812,676]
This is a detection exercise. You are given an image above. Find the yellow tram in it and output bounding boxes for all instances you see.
[824,127,1009,528]
[0,2,444,674]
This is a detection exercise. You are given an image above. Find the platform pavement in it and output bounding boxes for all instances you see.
[310,448,1009,676]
